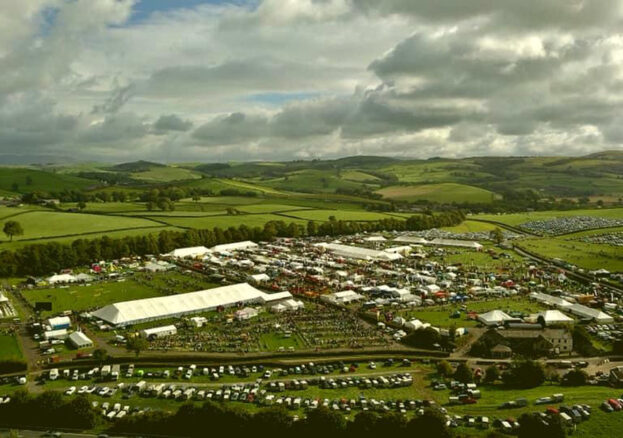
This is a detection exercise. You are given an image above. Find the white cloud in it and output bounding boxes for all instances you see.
[0,0,622,163]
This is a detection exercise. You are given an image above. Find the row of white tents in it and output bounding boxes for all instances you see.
[530,292,614,323]
[167,241,259,260]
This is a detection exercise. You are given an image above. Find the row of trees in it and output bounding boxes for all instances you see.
[20,185,260,205]
[112,402,452,438]
[0,211,464,277]
[437,359,546,389]
[0,390,97,430]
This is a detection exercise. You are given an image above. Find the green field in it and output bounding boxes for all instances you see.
[236,204,312,213]
[400,298,546,328]
[341,170,381,182]
[0,168,95,194]
[23,280,162,316]
[258,333,306,351]
[284,209,394,222]
[377,183,496,204]
[258,169,374,194]
[130,166,202,183]
[154,213,306,229]
[0,334,22,361]
[0,210,161,244]
[518,237,623,272]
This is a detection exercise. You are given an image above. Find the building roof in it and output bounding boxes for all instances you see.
[429,238,483,249]
[92,283,291,326]
[477,310,513,325]
[211,241,258,253]
[168,246,211,259]
[316,243,402,261]
[47,273,76,283]
[393,236,429,245]
[538,310,574,324]
[568,303,614,322]
[48,316,71,326]
[141,325,177,336]
[530,292,573,308]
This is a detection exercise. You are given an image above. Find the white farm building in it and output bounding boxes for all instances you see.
[92,283,292,327]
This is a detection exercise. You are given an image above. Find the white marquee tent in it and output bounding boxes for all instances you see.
[167,246,211,259]
[477,310,513,326]
[93,283,291,326]
[315,243,402,261]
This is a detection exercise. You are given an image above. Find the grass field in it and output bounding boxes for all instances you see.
[236,204,312,213]
[0,226,182,250]
[340,170,381,182]
[0,210,161,244]
[154,214,307,229]
[258,333,306,351]
[284,209,394,222]
[23,281,162,316]
[430,244,526,270]
[130,166,202,183]
[400,298,546,328]
[0,168,96,194]
[0,198,384,249]
[518,237,623,272]
[259,169,374,194]
[377,183,496,204]
[0,334,22,360]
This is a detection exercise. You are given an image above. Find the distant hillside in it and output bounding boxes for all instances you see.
[1,151,621,203]
[0,167,97,195]
[110,160,166,173]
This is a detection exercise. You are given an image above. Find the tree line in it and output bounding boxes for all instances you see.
[0,390,97,430]
[0,211,464,278]
[111,402,453,438]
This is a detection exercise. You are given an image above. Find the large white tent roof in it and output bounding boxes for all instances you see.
[538,310,574,325]
[316,243,402,261]
[211,241,258,253]
[568,303,614,323]
[477,310,513,326]
[167,246,211,259]
[530,292,573,308]
[92,283,290,326]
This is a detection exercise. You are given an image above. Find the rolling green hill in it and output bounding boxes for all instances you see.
[0,168,98,194]
[1,151,622,204]
[376,183,497,204]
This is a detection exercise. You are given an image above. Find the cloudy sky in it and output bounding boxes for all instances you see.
[1,0,623,163]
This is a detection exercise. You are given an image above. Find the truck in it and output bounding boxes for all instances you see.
[101,365,111,378]
[111,364,120,381]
